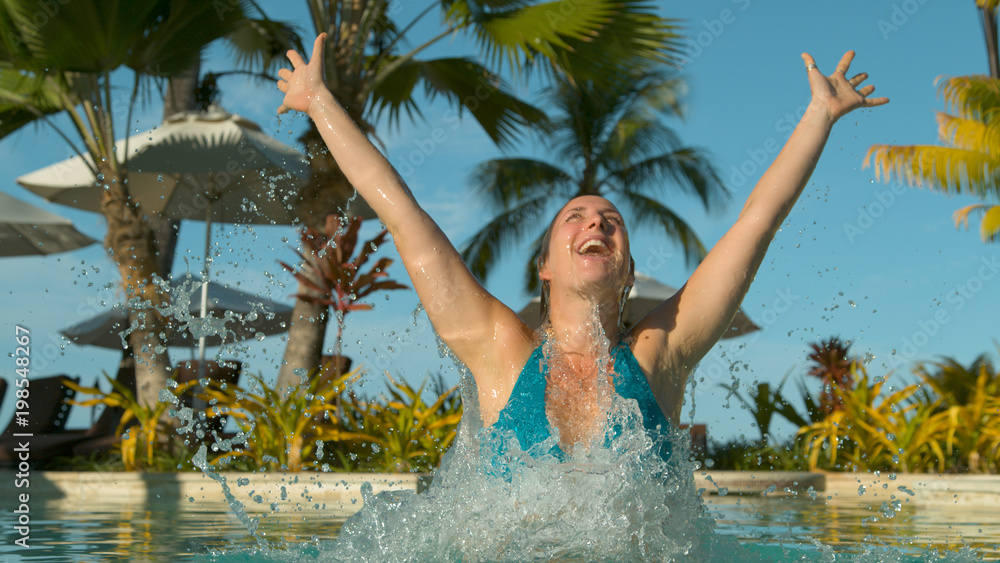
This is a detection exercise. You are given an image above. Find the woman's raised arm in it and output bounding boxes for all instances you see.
[633,51,889,382]
[278,34,534,390]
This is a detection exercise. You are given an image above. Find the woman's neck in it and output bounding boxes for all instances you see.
[545,290,621,354]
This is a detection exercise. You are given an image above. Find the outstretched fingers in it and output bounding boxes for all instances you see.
[802,52,818,72]
[860,88,890,107]
[286,49,306,69]
[308,33,327,69]
[834,50,855,74]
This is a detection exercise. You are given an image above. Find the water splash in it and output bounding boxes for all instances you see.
[199,306,988,562]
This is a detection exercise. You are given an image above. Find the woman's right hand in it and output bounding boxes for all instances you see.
[277,33,328,115]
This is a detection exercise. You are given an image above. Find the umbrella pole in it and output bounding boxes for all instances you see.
[197,201,213,381]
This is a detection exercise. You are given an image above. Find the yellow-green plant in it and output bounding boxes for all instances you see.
[202,369,360,472]
[337,374,463,473]
[65,375,199,471]
[798,367,951,473]
[938,366,1000,473]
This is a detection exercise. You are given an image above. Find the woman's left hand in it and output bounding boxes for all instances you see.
[803,51,889,123]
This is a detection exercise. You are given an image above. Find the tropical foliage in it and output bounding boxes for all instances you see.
[461,70,727,289]
[866,76,1000,242]
[715,339,1000,474]
[334,374,463,473]
[719,373,821,444]
[200,369,463,473]
[65,374,200,471]
[798,358,1000,474]
[202,370,361,472]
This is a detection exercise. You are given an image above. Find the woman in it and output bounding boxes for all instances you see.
[276,34,887,463]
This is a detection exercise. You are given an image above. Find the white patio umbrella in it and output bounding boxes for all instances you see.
[61,273,294,351]
[0,191,97,256]
[17,107,310,376]
[517,271,760,339]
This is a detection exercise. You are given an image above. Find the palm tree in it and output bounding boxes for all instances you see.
[459,70,727,291]
[275,0,686,390]
[866,2,1000,243]
[0,0,270,409]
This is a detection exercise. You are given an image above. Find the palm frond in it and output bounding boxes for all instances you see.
[955,203,1000,242]
[615,191,707,268]
[613,148,729,211]
[470,157,575,209]
[459,195,553,282]
[937,75,1000,126]
[448,0,616,70]
[866,144,1000,200]
[982,204,1000,241]
[0,67,65,139]
[546,3,683,82]
[126,0,248,77]
[223,17,305,76]
[446,0,681,82]
[367,56,423,125]
[611,120,683,168]
[371,56,547,148]
[936,112,1000,155]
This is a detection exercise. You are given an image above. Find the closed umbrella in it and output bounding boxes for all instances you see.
[18,107,310,375]
[0,191,96,256]
[517,271,760,338]
[62,273,293,351]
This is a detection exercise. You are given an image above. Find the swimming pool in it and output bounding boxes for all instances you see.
[1,471,996,562]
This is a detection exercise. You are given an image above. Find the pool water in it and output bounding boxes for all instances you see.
[1,491,995,562]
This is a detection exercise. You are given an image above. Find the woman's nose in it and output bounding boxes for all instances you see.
[587,214,607,231]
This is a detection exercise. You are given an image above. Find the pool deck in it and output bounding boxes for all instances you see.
[3,470,998,516]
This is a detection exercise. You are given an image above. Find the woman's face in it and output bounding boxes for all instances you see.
[539,196,633,296]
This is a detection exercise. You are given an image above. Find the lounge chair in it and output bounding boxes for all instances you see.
[0,375,78,465]
[0,360,137,462]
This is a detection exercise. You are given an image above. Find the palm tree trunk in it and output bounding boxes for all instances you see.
[276,293,329,394]
[276,125,346,394]
[99,166,172,409]
[981,5,1000,78]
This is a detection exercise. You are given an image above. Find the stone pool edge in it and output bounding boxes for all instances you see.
[697,471,1000,507]
[3,470,998,515]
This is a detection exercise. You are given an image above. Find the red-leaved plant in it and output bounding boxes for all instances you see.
[279,215,408,369]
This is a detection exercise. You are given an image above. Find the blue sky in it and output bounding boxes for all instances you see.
[2,1,997,441]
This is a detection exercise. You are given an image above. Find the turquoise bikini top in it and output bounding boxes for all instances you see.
[488,341,671,466]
